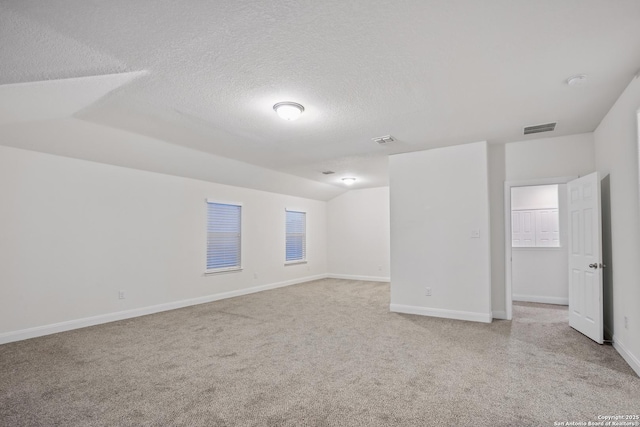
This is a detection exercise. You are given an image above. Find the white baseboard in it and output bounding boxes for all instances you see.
[0,273,329,345]
[390,304,492,323]
[492,310,508,320]
[512,294,568,305]
[613,336,640,378]
[328,273,390,283]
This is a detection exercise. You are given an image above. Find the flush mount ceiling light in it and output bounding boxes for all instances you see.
[372,135,396,145]
[273,102,304,121]
[567,74,587,86]
[341,177,356,186]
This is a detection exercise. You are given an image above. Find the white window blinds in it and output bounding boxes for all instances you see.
[207,202,241,271]
[285,210,306,262]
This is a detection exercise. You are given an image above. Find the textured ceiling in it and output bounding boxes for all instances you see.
[1,0,640,197]
[0,72,144,125]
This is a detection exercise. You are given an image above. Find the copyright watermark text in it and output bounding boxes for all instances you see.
[553,415,640,426]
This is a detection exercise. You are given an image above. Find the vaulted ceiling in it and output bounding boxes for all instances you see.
[2,1,640,199]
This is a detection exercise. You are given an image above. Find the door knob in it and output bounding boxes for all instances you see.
[588,263,599,269]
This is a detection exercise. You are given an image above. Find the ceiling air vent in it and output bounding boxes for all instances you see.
[321,170,335,175]
[523,122,556,135]
[372,135,396,145]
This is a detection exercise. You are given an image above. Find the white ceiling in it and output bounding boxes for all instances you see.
[0,72,145,126]
[1,0,640,199]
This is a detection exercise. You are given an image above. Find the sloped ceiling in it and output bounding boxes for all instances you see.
[1,0,640,199]
[0,72,145,126]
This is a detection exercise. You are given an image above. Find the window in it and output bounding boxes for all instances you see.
[285,210,306,263]
[206,201,241,272]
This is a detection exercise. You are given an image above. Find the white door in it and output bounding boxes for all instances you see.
[567,172,603,344]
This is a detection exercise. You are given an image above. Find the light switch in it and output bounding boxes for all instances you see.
[471,229,480,238]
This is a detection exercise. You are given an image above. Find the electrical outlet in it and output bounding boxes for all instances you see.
[378,265,382,271]
[425,287,432,296]
[624,316,629,329]
[118,290,125,300]
[253,273,258,279]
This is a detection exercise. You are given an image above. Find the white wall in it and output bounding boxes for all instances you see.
[0,145,327,342]
[327,187,390,281]
[389,141,492,323]
[505,133,596,181]
[511,185,558,210]
[511,184,568,305]
[489,133,596,316]
[593,76,640,376]
[512,250,567,304]
[488,144,506,318]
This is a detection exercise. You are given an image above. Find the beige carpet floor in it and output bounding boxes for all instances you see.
[1,279,638,426]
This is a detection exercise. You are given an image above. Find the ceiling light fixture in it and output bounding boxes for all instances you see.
[341,177,356,186]
[372,135,396,145]
[273,102,304,121]
[567,74,587,86]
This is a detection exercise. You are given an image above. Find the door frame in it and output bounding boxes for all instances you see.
[504,176,577,320]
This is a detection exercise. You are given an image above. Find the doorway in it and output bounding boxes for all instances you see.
[504,176,576,320]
